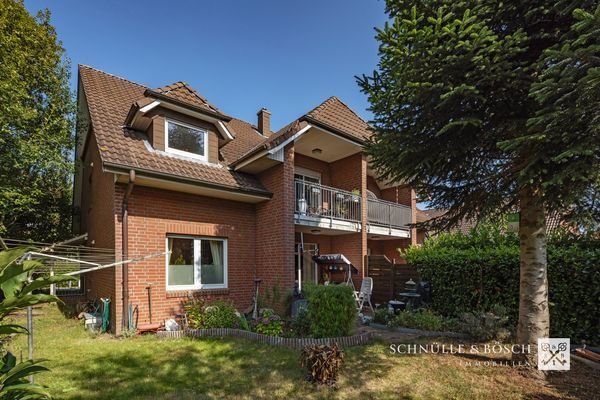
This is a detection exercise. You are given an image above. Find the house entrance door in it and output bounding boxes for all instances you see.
[295,243,318,290]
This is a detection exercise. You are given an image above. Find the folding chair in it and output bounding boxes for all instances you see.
[355,277,374,314]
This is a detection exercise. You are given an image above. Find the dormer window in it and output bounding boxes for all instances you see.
[165,119,207,161]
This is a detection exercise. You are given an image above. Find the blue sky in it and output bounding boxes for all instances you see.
[24,0,387,131]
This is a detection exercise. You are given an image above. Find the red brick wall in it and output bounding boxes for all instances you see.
[255,145,295,300]
[330,153,363,193]
[295,232,332,255]
[367,176,381,198]
[116,185,257,327]
[78,134,119,330]
[294,154,331,186]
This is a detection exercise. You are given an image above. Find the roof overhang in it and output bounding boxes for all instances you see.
[104,163,271,204]
[302,116,366,146]
[125,95,235,142]
[233,124,313,173]
[234,122,364,173]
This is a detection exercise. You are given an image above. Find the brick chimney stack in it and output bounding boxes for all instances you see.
[257,108,271,137]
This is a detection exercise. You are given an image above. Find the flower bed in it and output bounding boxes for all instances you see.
[156,328,371,348]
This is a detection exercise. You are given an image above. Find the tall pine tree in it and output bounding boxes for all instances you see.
[359,0,599,372]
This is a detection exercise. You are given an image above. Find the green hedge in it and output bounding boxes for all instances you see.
[306,284,356,338]
[405,229,600,344]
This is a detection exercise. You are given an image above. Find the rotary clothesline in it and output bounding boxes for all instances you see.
[3,236,168,275]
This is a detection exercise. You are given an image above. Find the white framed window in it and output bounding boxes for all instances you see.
[165,119,208,161]
[166,236,227,290]
[295,168,322,212]
[294,167,321,184]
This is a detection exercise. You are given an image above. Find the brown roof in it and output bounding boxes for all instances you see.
[153,81,222,114]
[220,118,268,163]
[304,96,372,141]
[232,96,371,167]
[78,65,269,196]
[416,208,447,223]
[416,208,477,234]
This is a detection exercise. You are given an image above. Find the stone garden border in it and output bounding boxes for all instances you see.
[157,328,372,348]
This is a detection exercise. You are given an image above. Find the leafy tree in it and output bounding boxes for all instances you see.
[0,247,76,399]
[359,0,600,371]
[0,0,74,242]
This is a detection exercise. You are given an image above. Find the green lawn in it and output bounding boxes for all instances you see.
[6,305,594,400]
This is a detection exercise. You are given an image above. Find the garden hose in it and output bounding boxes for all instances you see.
[100,298,110,333]
[128,304,139,331]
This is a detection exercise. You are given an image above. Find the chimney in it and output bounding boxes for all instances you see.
[257,108,271,136]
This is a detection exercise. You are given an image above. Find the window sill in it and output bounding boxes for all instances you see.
[166,288,229,299]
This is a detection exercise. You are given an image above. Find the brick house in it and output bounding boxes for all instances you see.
[74,65,417,332]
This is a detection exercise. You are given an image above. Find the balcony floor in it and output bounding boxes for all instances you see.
[367,224,411,239]
[294,212,361,234]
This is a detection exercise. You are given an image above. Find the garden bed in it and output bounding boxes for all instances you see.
[157,328,372,348]
[369,323,469,339]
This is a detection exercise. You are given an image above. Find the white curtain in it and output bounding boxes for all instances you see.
[209,240,222,267]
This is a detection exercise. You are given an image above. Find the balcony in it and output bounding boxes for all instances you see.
[294,179,412,237]
[367,197,411,237]
[294,179,361,232]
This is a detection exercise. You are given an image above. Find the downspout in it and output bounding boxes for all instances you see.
[122,169,135,331]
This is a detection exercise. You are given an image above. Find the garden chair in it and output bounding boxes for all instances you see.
[355,277,374,314]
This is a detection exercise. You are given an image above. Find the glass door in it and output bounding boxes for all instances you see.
[295,172,321,214]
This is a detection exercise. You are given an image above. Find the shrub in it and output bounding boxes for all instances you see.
[404,227,600,343]
[458,305,512,342]
[301,344,344,386]
[251,308,283,336]
[185,300,247,330]
[373,308,392,325]
[289,308,311,337]
[306,284,356,338]
[388,309,445,331]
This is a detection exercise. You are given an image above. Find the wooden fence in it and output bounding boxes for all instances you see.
[366,255,420,304]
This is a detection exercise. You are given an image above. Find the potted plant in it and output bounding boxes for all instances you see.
[351,189,361,203]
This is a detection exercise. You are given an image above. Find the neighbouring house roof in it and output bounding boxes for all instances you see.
[416,208,477,234]
[417,208,568,235]
[416,208,448,224]
[231,96,371,167]
[78,65,269,196]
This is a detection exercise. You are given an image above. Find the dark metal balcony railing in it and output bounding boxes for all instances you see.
[294,179,361,223]
[367,198,411,229]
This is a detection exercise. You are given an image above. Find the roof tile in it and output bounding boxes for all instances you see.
[232,97,371,166]
[78,65,269,195]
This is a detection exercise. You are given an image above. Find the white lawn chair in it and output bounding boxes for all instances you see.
[355,277,374,314]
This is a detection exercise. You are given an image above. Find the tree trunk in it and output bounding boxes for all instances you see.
[515,186,549,376]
